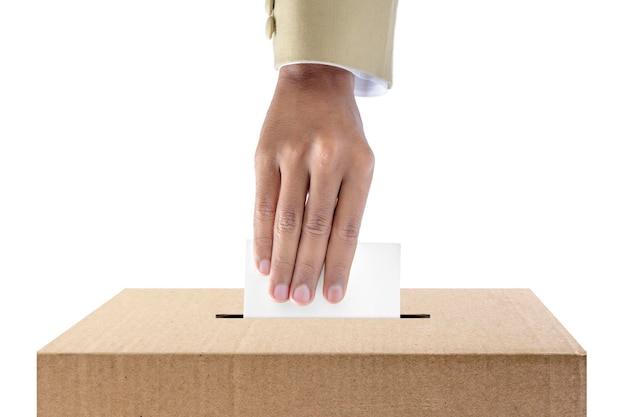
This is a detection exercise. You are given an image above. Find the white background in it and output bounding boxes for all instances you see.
[1,1,624,415]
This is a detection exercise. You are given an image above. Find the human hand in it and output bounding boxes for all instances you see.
[253,64,374,306]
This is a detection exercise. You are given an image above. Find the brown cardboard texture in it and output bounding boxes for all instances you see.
[38,289,586,416]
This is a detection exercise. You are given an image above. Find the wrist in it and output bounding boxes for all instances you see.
[278,64,355,95]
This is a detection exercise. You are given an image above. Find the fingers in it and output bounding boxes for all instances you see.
[289,171,342,306]
[255,138,373,306]
[323,153,374,304]
[255,150,311,304]
[253,152,279,277]
[288,145,373,306]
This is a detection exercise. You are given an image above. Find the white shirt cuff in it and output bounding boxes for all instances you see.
[278,61,389,97]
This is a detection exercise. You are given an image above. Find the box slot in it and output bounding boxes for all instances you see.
[215,314,430,319]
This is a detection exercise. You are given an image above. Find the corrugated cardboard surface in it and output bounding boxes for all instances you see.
[37,289,586,416]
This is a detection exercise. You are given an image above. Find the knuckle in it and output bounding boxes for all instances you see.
[253,236,273,251]
[279,143,307,165]
[294,261,319,282]
[255,201,276,221]
[328,261,350,283]
[303,211,332,238]
[276,208,299,234]
[336,219,361,244]
[270,259,294,281]
[354,146,375,176]
[254,147,275,170]
[312,139,340,170]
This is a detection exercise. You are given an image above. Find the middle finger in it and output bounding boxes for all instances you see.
[269,163,309,302]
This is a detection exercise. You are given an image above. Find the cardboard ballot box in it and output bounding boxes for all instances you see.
[37,289,586,416]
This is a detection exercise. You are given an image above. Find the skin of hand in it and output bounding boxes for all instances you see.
[253,63,374,306]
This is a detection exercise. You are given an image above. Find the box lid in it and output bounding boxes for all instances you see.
[38,288,585,356]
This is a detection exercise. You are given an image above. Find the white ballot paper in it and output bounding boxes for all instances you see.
[244,240,400,318]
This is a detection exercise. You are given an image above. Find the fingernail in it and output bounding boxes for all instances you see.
[292,284,311,305]
[273,284,289,302]
[258,259,270,275]
[327,285,344,303]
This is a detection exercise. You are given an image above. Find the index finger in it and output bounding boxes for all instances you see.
[253,153,280,276]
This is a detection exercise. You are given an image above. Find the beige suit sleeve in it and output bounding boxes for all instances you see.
[265,0,399,93]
